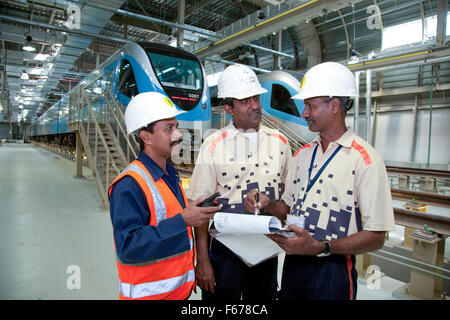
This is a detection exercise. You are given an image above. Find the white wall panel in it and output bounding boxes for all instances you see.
[414,109,450,164]
[346,109,449,165]
[374,112,415,162]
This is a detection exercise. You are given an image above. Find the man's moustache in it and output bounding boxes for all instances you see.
[170,137,183,146]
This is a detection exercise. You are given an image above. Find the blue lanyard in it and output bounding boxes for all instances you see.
[300,144,343,208]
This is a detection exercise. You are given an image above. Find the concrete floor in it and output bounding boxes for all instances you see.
[0,143,117,299]
[0,143,420,300]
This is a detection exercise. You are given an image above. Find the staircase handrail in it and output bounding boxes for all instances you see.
[260,109,308,152]
[104,89,139,160]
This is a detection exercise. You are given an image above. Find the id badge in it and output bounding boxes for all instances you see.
[286,214,305,228]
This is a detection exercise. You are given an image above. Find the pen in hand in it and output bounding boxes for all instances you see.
[254,192,260,215]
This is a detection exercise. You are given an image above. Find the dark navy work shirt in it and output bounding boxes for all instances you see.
[109,151,190,264]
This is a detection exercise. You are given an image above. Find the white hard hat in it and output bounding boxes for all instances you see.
[292,62,358,100]
[124,92,186,135]
[217,64,267,100]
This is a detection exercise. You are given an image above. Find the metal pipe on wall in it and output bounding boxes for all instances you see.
[427,66,434,165]
[274,31,282,70]
[366,69,372,144]
[410,95,419,162]
[353,71,361,135]
[371,98,378,147]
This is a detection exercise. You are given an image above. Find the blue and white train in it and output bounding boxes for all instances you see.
[258,70,315,141]
[30,42,211,137]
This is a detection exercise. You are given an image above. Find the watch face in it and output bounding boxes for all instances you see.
[317,240,330,257]
[323,241,330,254]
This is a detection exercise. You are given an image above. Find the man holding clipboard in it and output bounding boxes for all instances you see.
[245,62,395,300]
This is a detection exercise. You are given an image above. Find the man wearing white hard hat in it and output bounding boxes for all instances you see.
[187,64,292,301]
[109,92,221,300]
[246,62,395,300]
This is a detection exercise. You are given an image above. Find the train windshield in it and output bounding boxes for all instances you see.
[148,52,202,91]
[145,45,204,111]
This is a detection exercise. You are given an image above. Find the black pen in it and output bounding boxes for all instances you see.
[254,192,260,215]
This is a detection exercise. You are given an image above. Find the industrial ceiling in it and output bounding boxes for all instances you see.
[0,0,449,123]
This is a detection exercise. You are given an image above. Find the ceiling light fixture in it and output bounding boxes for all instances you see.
[22,35,36,52]
[21,70,29,80]
[22,45,36,52]
[348,55,359,65]
[348,48,362,65]
[34,53,49,61]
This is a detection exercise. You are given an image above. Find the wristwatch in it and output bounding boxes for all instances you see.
[316,240,331,257]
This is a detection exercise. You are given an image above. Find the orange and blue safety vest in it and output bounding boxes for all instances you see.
[109,159,195,300]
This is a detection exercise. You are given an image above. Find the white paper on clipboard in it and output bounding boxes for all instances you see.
[213,212,295,236]
[209,212,294,267]
[212,233,282,267]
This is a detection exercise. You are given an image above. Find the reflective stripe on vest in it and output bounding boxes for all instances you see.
[122,162,167,226]
[109,160,195,300]
[118,269,195,299]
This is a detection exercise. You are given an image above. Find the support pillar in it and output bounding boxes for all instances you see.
[75,131,84,178]
[408,233,445,299]
[356,253,373,280]
[398,174,409,189]
[424,177,437,192]
[177,0,185,48]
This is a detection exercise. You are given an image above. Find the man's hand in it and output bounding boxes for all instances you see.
[181,198,221,227]
[244,189,290,221]
[268,226,387,256]
[244,189,271,214]
[266,225,323,255]
[195,259,216,293]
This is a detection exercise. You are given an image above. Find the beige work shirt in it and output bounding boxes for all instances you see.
[282,129,395,240]
[187,122,292,213]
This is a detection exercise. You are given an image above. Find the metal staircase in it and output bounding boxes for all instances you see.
[68,89,138,207]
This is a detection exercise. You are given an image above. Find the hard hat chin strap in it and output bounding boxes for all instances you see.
[325,96,354,112]
[344,99,354,111]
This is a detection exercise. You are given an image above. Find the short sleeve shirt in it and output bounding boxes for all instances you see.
[186,122,292,214]
[281,129,395,241]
